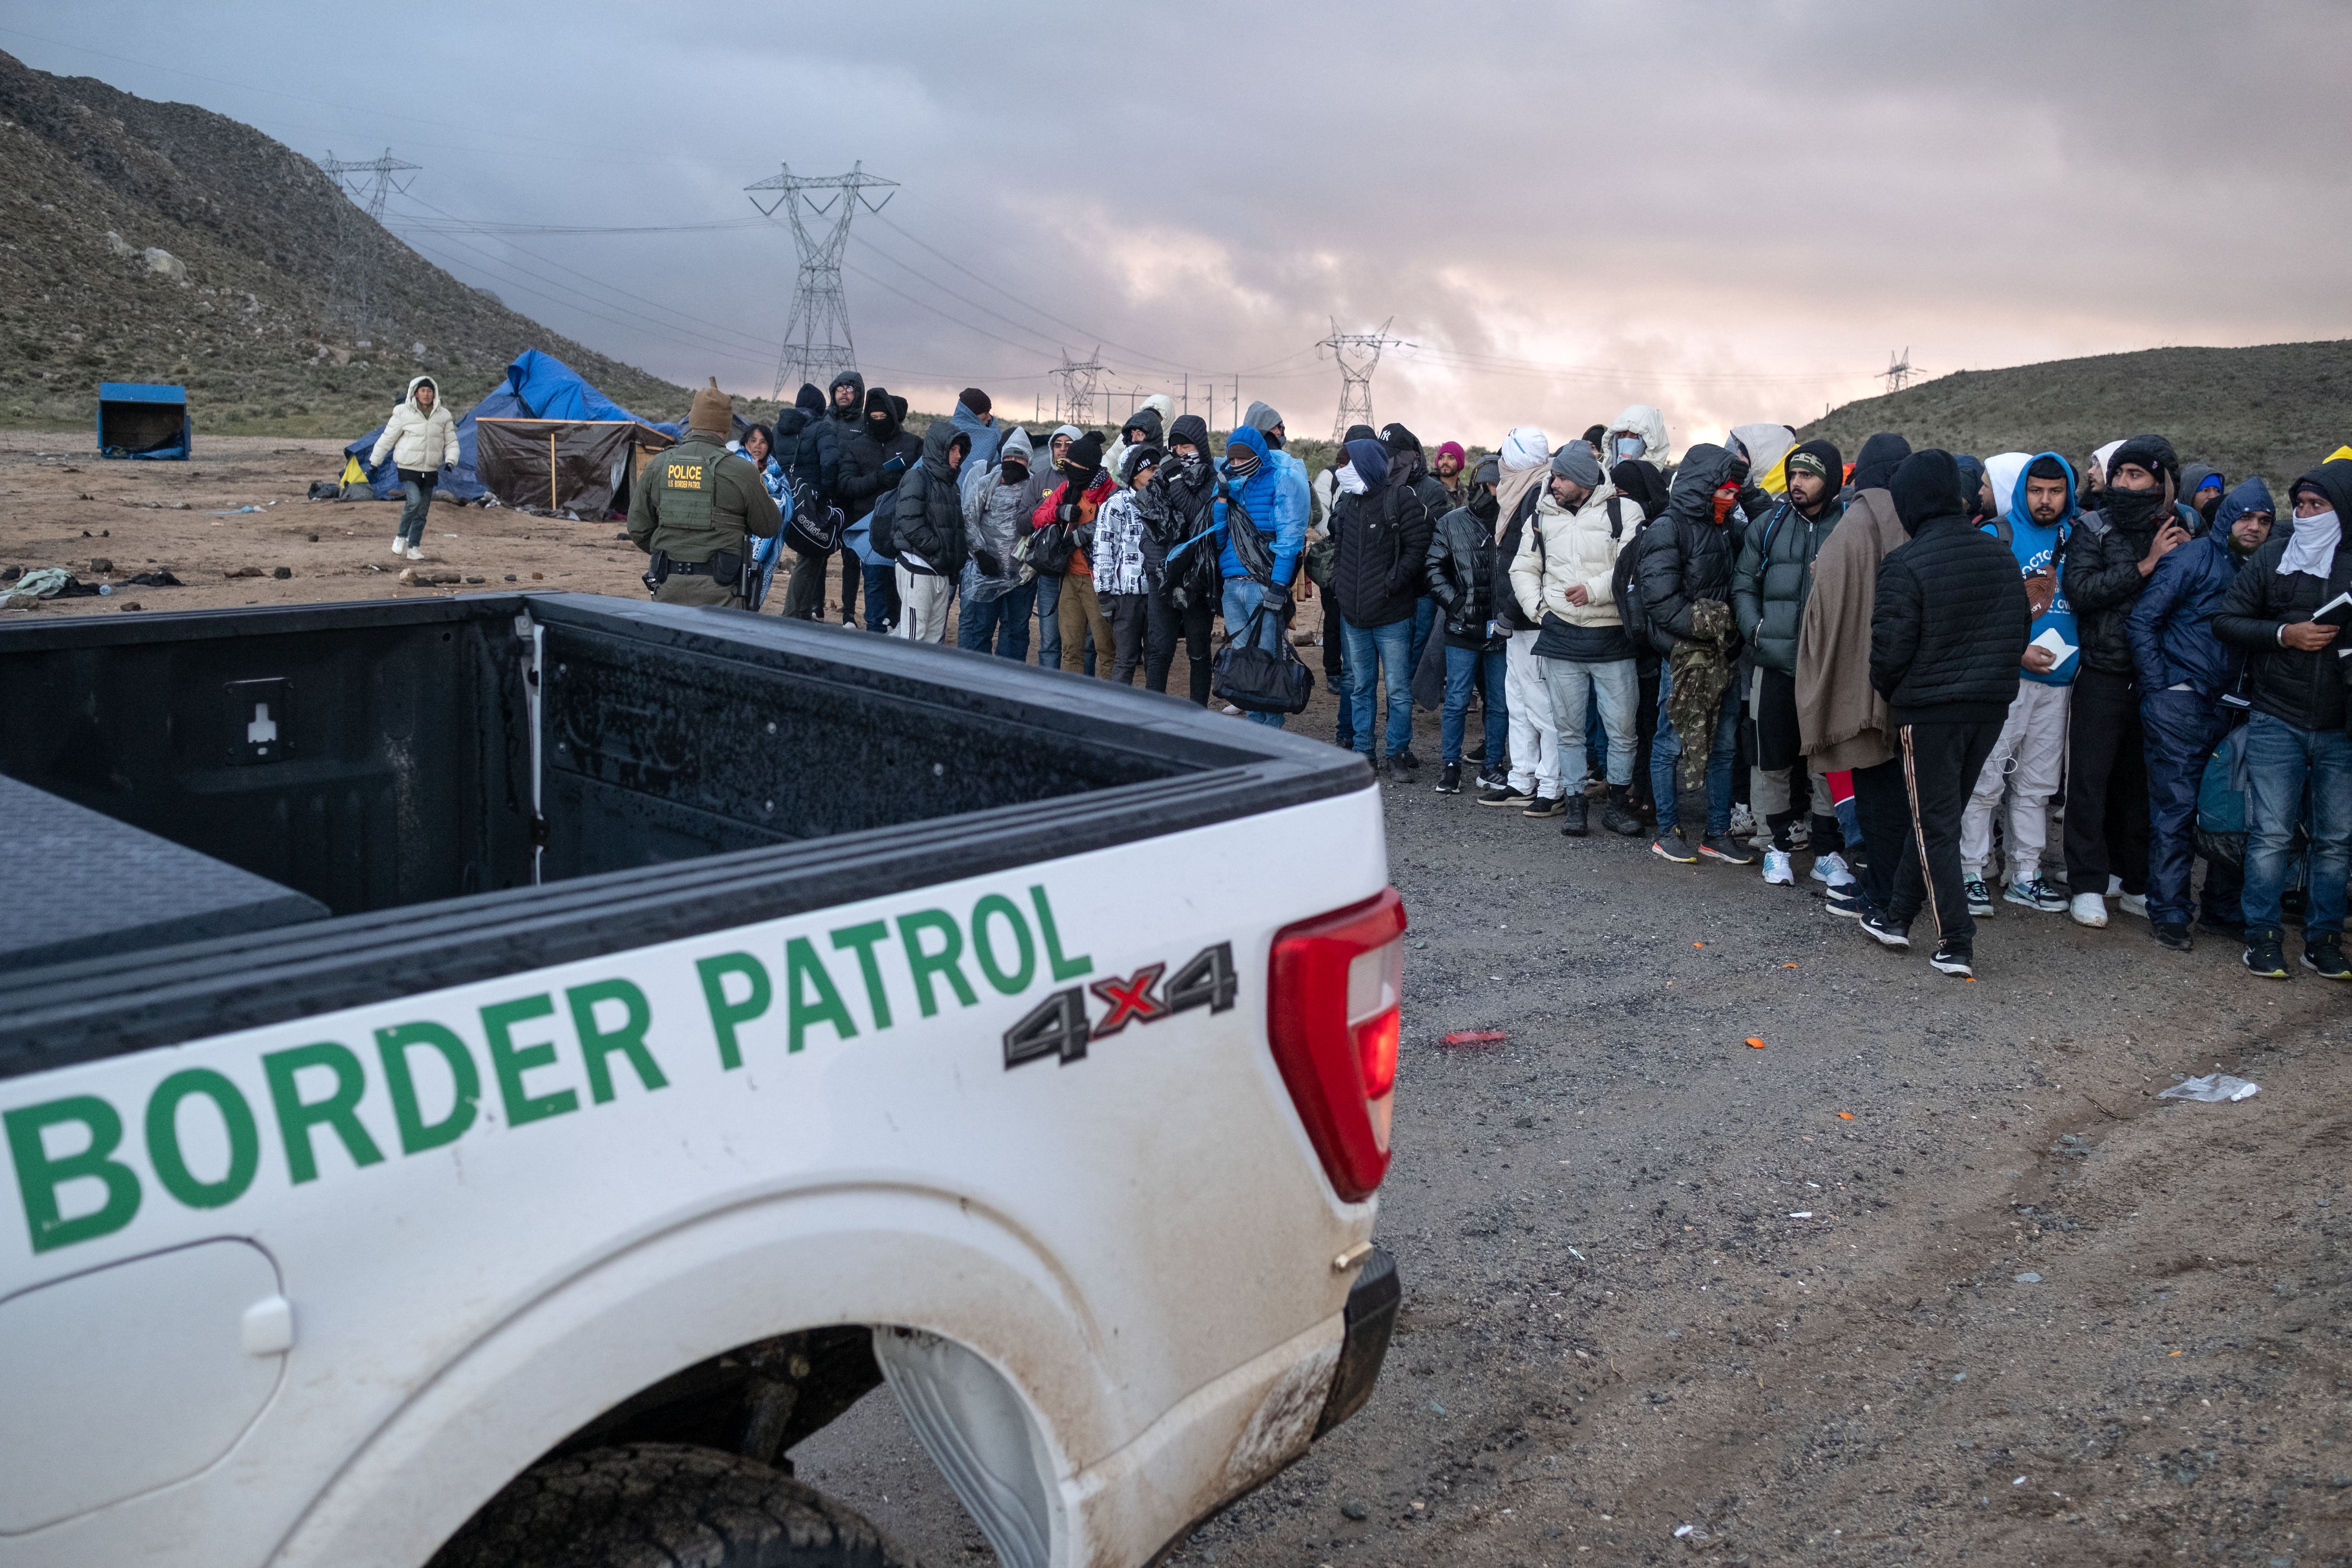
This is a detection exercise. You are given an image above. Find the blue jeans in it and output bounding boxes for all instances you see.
[1036,574,1097,674]
[1442,644,1508,766]
[859,563,897,632]
[397,473,435,548]
[1342,618,1415,759]
[1220,578,1288,728]
[958,581,1037,659]
[1540,656,1639,785]
[1651,661,1739,835]
[1407,596,1438,691]
[2141,690,2226,926]
[2242,710,2352,938]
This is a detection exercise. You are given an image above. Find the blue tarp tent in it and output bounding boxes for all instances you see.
[343,352,676,501]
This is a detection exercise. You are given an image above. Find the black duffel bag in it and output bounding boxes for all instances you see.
[783,477,844,555]
[1212,602,1314,715]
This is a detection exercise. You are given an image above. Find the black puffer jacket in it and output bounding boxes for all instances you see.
[1332,469,1435,629]
[837,389,923,524]
[2061,498,2170,678]
[2214,460,2352,733]
[1869,453,2033,725]
[1424,495,1504,644]
[1634,443,1741,657]
[887,419,970,577]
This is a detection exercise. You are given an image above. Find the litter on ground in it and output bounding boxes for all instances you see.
[2158,1074,2259,1103]
[1441,1029,1507,1047]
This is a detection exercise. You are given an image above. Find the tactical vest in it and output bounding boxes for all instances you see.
[651,439,726,554]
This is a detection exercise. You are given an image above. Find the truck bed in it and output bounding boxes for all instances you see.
[0,594,1367,1077]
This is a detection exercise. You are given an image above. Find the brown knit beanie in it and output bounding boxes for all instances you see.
[689,378,731,436]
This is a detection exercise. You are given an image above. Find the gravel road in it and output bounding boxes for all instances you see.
[803,759,2352,1567]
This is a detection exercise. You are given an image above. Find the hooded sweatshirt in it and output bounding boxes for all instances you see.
[1982,452,2081,685]
[370,375,459,473]
[826,370,867,431]
[961,424,1040,601]
[1105,395,1174,491]
[1797,433,1912,769]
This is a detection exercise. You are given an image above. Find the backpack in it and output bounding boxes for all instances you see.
[1495,487,1544,632]
[867,483,901,560]
[1611,498,1654,652]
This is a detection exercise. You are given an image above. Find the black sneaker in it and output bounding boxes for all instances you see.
[1559,794,1589,837]
[1465,740,1487,763]
[1651,829,1698,864]
[1823,884,1869,920]
[1522,793,1567,819]
[1860,912,1911,949]
[1393,749,1423,771]
[1479,782,1533,807]
[2243,930,2289,979]
[2153,921,2192,952]
[2302,935,2352,980]
[1929,945,1974,977]
[1435,761,1462,794]
[1699,833,1754,865]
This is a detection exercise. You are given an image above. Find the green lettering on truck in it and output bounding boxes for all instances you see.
[263,1044,387,1184]
[783,937,857,1052]
[970,894,1036,996]
[376,1023,482,1153]
[697,952,771,1070]
[144,1068,261,1209]
[5,1096,141,1253]
[481,995,578,1127]
[829,921,895,1029]
[566,979,668,1102]
[1030,885,1093,981]
[897,910,978,1018]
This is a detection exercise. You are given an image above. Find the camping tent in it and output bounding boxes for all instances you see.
[473,417,674,517]
[342,350,680,503]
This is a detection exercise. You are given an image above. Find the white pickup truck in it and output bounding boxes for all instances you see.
[0,594,1402,1568]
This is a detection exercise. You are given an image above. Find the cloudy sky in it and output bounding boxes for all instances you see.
[7,0,2347,451]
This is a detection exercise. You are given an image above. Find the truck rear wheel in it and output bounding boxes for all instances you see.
[430,1442,917,1568]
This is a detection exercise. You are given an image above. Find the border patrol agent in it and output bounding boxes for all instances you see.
[628,378,781,608]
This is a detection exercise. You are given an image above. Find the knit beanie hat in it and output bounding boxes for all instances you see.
[1548,441,1602,489]
[689,378,732,436]
[1437,441,1467,466]
[1064,430,1105,479]
[2108,434,2180,488]
[958,387,992,418]
[1785,438,1842,484]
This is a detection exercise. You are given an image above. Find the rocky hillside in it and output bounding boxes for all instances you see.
[0,50,700,438]
[1798,340,2352,486]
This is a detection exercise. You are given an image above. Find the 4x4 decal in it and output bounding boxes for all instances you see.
[1004,942,1236,1069]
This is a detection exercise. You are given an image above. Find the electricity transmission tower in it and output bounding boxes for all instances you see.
[1881,348,1916,394]
[1051,348,1104,427]
[319,148,420,341]
[746,161,897,400]
[1319,318,1400,443]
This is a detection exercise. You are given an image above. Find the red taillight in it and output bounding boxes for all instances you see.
[1267,887,1407,1202]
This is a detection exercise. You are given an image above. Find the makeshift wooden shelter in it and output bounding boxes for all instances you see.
[473,418,675,517]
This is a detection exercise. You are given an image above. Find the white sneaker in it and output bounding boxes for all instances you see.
[2117,892,2148,920]
[1221,703,1242,716]
[1729,805,1756,838]
[1810,851,1855,888]
[391,538,408,556]
[2106,874,2124,899]
[406,546,424,562]
[1762,848,1795,885]
[2070,892,2109,929]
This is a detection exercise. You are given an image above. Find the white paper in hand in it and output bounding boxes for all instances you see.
[2030,626,2076,665]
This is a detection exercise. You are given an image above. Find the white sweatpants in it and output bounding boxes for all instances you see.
[894,565,952,644]
[1960,679,2072,883]
[1504,630,1561,797]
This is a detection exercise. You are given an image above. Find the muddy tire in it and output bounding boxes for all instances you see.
[429,1442,919,1568]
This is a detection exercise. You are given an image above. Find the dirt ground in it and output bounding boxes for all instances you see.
[7,432,2347,1566]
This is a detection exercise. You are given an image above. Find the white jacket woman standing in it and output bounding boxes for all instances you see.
[369,376,458,561]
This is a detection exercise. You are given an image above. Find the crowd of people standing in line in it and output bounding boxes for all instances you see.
[733,377,2352,987]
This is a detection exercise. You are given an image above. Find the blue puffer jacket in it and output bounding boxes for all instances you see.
[1214,424,1308,585]
[2127,529,2247,698]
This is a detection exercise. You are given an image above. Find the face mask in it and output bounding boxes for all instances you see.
[1335,463,1367,496]
[1711,484,1738,525]
[1615,436,1643,460]
[2102,485,2165,530]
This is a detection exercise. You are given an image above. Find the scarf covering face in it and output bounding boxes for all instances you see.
[2281,508,2342,578]
[1667,598,1739,792]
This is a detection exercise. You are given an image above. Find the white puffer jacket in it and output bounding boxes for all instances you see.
[1602,404,1669,469]
[370,376,459,473]
[1509,480,1632,629]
